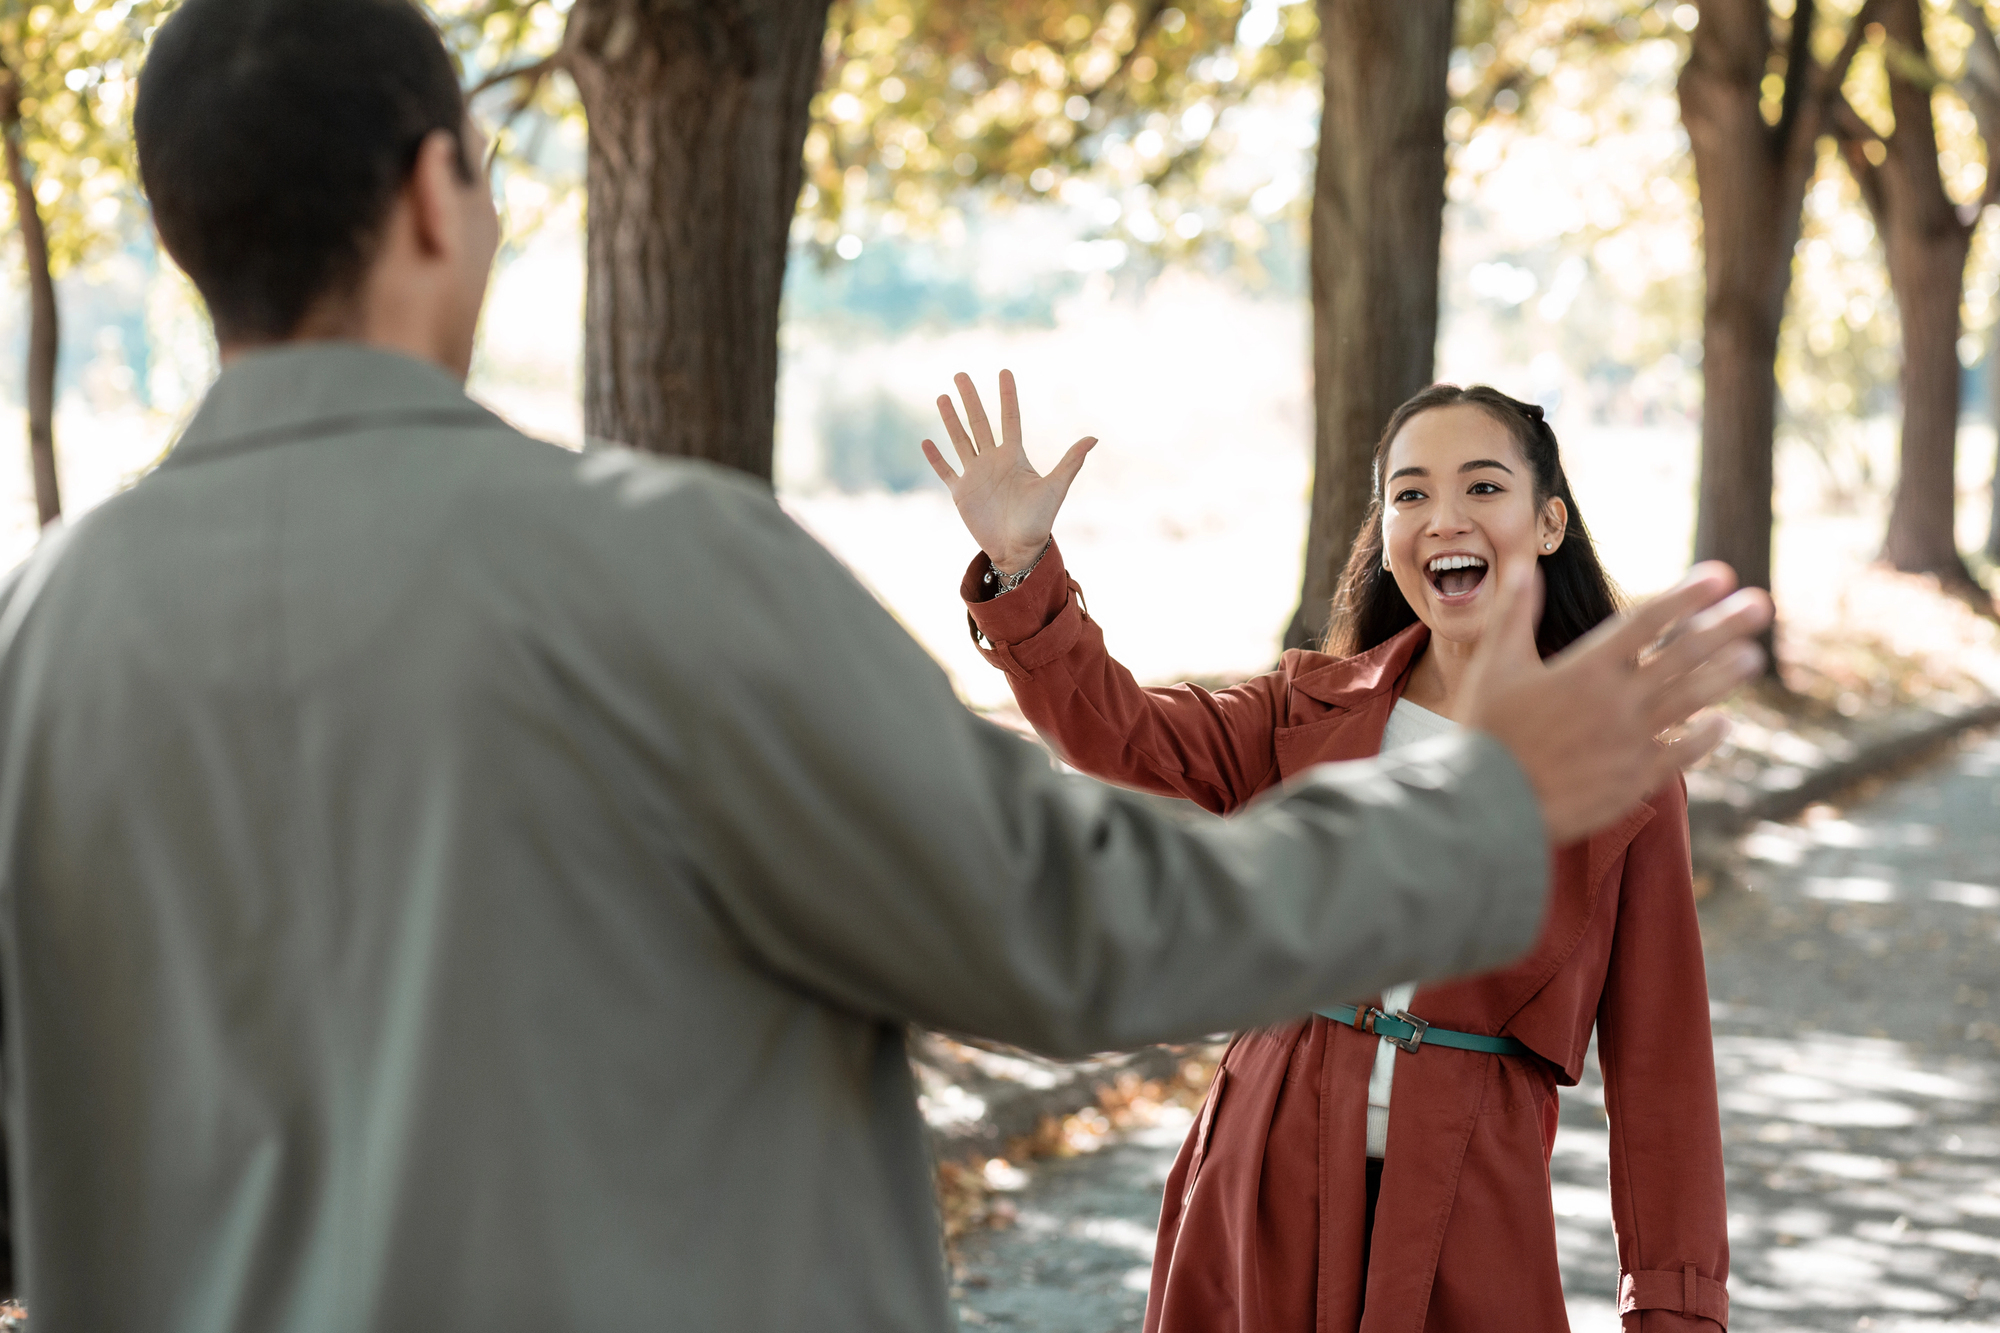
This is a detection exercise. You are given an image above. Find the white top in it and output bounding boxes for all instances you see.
[1366,698,1461,1157]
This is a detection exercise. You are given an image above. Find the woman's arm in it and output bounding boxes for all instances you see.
[1597,779,1731,1331]
[924,371,1288,814]
[965,539,1287,814]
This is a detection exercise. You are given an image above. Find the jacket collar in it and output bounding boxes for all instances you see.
[1287,619,1661,866]
[1289,622,1430,711]
[169,342,497,466]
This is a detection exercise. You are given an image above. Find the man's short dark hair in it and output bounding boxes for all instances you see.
[135,0,471,344]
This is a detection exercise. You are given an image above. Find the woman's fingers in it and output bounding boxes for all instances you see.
[919,439,959,489]
[936,394,977,468]
[1046,436,1097,500]
[999,369,1023,451]
[955,372,1000,454]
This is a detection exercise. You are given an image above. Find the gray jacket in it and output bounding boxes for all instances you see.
[0,345,1547,1331]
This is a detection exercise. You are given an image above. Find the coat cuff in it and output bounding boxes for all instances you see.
[1619,1267,1727,1328]
[960,541,1082,678]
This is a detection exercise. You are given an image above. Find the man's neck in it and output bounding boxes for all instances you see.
[218,329,466,381]
[217,284,469,381]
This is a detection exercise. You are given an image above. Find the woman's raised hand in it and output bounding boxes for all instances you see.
[922,370,1097,574]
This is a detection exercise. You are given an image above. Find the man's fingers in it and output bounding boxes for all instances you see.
[1647,713,1731,788]
[1636,588,1773,690]
[1459,562,1544,744]
[999,369,1022,451]
[1585,562,1741,665]
[1668,712,1732,768]
[955,372,999,453]
[1643,641,1764,736]
[936,394,977,467]
[919,439,959,488]
[1047,436,1097,498]
[1469,561,1539,676]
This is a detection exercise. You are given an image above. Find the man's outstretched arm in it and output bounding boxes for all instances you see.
[588,460,1765,1055]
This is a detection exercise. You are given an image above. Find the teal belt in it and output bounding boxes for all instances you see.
[1317,1004,1528,1056]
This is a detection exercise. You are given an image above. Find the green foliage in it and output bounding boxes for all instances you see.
[800,0,1317,270]
[0,0,172,274]
[1439,0,1707,422]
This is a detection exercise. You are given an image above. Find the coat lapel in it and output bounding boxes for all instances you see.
[1274,625,1429,779]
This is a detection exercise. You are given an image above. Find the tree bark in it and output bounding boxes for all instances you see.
[1857,0,1979,585]
[1282,0,1454,650]
[1,71,60,529]
[1877,214,1972,580]
[564,0,832,476]
[1678,0,1835,609]
[1986,344,2000,562]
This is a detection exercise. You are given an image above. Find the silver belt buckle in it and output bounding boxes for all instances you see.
[1388,1010,1429,1053]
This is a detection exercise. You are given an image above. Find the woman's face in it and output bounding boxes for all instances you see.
[1380,405,1567,649]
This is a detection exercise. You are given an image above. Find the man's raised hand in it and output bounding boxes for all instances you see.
[922,370,1097,574]
[1461,561,1774,845]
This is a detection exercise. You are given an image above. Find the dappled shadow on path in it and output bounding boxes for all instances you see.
[1685,730,2000,1330]
[1552,1026,2000,1332]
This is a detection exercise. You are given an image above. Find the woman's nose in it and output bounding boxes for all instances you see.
[1427,501,1473,536]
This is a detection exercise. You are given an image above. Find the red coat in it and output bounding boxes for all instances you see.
[963,543,1729,1332]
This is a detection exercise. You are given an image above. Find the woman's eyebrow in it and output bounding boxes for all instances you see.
[1387,465,1428,482]
[1459,458,1515,474]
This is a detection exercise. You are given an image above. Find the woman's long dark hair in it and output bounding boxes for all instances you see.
[1322,384,1623,660]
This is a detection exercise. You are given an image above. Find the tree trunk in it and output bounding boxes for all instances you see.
[565,0,832,476]
[1678,1,1826,608]
[1282,0,1454,650]
[1880,223,1972,578]
[1867,0,1978,585]
[1985,339,2000,562]
[2,91,60,529]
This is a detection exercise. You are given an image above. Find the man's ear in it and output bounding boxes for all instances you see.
[405,128,464,261]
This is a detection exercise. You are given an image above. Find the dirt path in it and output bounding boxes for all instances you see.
[952,732,2000,1331]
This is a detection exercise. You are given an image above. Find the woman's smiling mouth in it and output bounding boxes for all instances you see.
[1425,553,1488,600]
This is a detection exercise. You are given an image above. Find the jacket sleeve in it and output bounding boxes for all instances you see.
[1597,779,1731,1330]
[962,541,1286,814]
[585,460,1552,1057]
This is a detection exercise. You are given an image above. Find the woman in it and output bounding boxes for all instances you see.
[920,373,1729,1332]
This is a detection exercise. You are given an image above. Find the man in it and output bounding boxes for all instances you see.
[0,0,1769,1327]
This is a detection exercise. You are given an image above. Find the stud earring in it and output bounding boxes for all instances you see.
[1544,541,1553,551]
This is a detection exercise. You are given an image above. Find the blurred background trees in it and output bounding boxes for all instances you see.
[0,0,162,528]
[14,0,2000,664]
[562,0,829,475]
[1291,0,1454,648]
[1679,0,1874,628]
[1832,0,1999,593]
[450,0,832,475]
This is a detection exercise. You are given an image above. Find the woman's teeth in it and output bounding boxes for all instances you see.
[1426,555,1487,597]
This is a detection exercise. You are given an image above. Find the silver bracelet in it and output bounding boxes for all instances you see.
[983,539,1052,597]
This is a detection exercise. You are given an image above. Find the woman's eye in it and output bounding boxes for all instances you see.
[1394,489,1425,503]
[1468,482,1502,495]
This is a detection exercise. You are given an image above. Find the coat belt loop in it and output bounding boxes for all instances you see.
[1682,1263,1697,1314]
